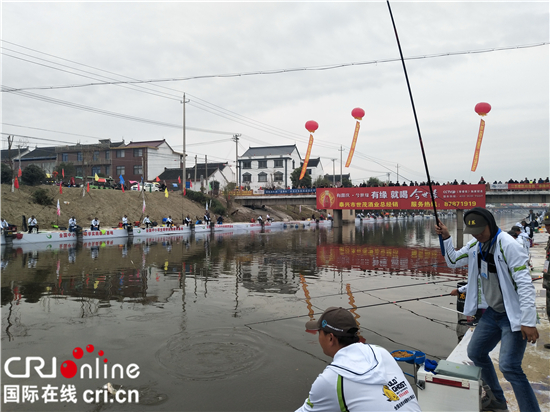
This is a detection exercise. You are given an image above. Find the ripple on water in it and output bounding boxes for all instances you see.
[155,327,267,381]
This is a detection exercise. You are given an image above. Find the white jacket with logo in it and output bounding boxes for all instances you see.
[442,232,536,331]
[295,343,420,412]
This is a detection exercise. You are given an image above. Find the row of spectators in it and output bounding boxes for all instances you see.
[478,177,549,184]
[356,176,549,188]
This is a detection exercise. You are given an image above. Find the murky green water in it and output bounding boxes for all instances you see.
[0,211,526,411]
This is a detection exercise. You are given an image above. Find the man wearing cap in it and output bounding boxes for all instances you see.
[296,307,420,412]
[435,207,539,412]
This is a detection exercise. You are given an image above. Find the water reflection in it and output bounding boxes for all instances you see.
[0,212,527,411]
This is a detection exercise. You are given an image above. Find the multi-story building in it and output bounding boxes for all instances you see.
[55,139,124,178]
[122,140,181,182]
[237,145,302,191]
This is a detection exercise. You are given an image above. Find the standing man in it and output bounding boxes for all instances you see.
[435,207,539,412]
[27,215,38,233]
[184,215,191,227]
[296,307,420,412]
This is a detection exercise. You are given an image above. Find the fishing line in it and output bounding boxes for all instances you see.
[360,290,457,327]
[387,1,444,255]
[420,300,463,315]
[244,293,451,326]
[299,279,453,301]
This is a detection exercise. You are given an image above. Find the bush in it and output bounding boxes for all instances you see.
[31,188,54,206]
[21,165,47,186]
[185,190,226,216]
[1,163,13,183]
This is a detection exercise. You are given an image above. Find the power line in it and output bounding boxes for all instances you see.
[3,41,546,92]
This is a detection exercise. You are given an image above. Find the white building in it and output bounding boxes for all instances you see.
[238,145,302,191]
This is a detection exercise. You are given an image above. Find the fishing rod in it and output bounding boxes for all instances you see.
[420,300,463,315]
[244,293,451,326]
[386,1,445,256]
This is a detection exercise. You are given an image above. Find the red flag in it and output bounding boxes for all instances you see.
[121,185,125,193]
[59,182,63,194]
[156,176,160,182]
[178,176,181,184]
[87,182,90,192]
[14,177,19,189]
[62,169,65,178]
[18,168,22,177]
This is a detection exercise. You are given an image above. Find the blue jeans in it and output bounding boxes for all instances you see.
[467,307,540,412]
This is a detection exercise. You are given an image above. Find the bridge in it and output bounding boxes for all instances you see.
[233,191,549,207]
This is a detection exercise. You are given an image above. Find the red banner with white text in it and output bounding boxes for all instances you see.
[316,184,486,210]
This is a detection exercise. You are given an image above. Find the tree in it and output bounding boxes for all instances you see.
[1,163,13,183]
[290,168,312,188]
[342,176,353,188]
[21,164,46,186]
[366,177,382,187]
[314,176,331,188]
[54,162,76,178]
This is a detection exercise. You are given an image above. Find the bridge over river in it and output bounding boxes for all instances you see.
[233,189,548,247]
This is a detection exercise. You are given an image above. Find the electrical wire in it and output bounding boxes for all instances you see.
[3,41,547,92]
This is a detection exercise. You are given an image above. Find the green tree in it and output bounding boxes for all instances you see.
[366,177,382,187]
[290,168,312,188]
[21,164,46,186]
[342,176,353,188]
[31,188,54,206]
[314,176,331,188]
[1,163,13,183]
[54,162,76,178]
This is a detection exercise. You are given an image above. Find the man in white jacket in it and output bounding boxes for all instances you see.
[296,307,420,412]
[436,207,539,412]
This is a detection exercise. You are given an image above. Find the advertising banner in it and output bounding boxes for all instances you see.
[316,184,486,210]
[508,183,550,190]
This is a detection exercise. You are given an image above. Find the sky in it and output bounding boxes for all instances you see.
[1,1,549,185]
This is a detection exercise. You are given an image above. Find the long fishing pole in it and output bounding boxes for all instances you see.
[386,1,445,256]
[244,293,450,326]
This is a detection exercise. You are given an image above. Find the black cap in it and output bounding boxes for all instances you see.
[305,307,358,337]
[464,213,488,235]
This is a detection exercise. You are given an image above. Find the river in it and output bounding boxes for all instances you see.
[0,210,527,411]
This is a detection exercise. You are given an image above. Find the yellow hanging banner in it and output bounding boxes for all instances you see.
[299,135,314,180]
[345,121,361,167]
[471,119,485,172]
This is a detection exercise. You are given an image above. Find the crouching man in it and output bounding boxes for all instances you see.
[296,307,420,412]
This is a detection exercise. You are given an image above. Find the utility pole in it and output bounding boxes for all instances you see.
[331,159,336,187]
[181,93,189,195]
[205,155,208,193]
[232,134,241,189]
[397,163,399,183]
[8,135,14,192]
[194,155,198,190]
[339,146,344,187]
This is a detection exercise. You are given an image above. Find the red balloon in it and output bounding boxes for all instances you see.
[305,120,319,133]
[475,102,491,116]
[351,107,365,120]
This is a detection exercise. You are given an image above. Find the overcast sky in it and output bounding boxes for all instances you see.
[2,1,549,185]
